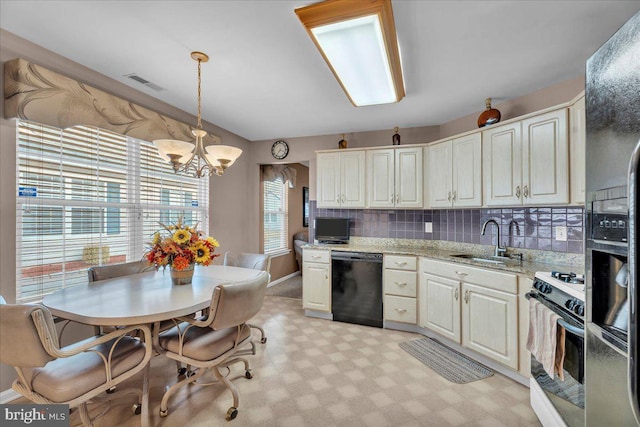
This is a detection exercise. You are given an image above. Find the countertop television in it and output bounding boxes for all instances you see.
[315,217,350,244]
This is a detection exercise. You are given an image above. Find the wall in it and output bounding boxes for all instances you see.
[0,30,252,393]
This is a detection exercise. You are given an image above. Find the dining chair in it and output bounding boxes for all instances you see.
[87,259,153,282]
[223,251,271,344]
[157,271,269,421]
[0,299,153,427]
[88,260,190,376]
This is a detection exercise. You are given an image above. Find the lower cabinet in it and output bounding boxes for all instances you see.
[419,258,519,370]
[302,249,331,312]
[461,283,518,370]
[383,255,417,324]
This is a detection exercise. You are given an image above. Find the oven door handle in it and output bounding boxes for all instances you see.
[558,318,584,338]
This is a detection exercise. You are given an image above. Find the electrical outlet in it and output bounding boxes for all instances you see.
[425,222,433,233]
[555,226,567,241]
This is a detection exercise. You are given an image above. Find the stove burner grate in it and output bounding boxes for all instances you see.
[551,271,585,284]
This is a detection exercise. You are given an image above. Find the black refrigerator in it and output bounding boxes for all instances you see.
[585,10,640,426]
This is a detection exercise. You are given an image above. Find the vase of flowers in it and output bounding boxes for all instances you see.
[144,217,220,285]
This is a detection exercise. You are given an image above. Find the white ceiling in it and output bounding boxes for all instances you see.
[1,1,639,141]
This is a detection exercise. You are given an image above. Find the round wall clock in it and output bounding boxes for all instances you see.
[271,140,289,160]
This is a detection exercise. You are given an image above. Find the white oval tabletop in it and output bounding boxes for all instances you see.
[42,265,268,326]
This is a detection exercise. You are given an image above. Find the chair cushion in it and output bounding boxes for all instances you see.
[159,323,251,362]
[27,336,147,403]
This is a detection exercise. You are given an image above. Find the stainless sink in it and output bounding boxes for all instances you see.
[450,254,506,264]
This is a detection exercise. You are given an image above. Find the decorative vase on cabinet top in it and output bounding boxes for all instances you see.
[477,98,501,128]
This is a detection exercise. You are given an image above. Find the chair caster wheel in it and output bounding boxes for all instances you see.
[177,367,187,376]
[187,370,196,377]
[132,404,142,415]
[106,386,116,394]
[260,337,267,344]
[226,407,238,420]
[160,408,168,417]
[245,370,253,379]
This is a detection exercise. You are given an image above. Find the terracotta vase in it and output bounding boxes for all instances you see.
[477,98,501,128]
[170,263,194,285]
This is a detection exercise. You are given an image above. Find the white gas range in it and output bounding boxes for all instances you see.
[529,270,585,427]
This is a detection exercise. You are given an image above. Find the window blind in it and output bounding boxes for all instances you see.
[263,177,288,254]
[16,120,209,302]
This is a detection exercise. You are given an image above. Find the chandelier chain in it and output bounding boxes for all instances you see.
[197,57,202,129]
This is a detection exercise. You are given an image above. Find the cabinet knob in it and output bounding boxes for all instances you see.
[395,261,407,266]
[390,194,394,202]
[341,194,346,203]
[523,185,529,198]
[464,290,469,303]
[394,281,407,287]
[516,186,521,199]
[455,288,459,300]
[452,191,457,201]
[455,271,468,276]
[447,191,452,202]
[396,194,400,203]
[395,308,407,313]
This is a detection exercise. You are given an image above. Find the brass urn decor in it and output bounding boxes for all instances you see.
[392,127,401,145]
[477,98,501,128]
[338,134,348,149]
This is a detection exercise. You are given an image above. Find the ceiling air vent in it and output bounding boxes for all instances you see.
[123,73,165,91]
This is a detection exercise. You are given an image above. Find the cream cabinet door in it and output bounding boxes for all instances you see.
[482,123,522,206]
[419,272,461,343]
[316,152,341,208]
[302,262,331,312]
[522,109,569,205]
[452,133,482,207]
[340,151,366,208]
[462,283,518,369]
[570,96,586,205]
[367,149,395,208]
[427,141,453,208]
[395,147,423,208]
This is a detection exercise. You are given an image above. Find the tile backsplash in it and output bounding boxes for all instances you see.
[310,201,584,254]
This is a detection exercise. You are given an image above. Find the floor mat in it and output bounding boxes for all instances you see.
[265,275,302,299]
[399,337,493,384]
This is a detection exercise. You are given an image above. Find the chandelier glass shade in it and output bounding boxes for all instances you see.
[153,51,242,178]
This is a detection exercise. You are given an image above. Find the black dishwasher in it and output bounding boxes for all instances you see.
[331,252,383,328]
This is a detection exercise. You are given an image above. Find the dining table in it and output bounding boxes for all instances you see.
[42,264,269,427]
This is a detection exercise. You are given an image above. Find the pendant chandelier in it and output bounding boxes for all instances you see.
[153,51,242,178]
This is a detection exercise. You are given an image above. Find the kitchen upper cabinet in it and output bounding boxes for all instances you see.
[462,282,518,370]
[317,151,366,208]
[570,95,586,205]
[483,108,568,206]
[428,133,482,208]
[368,147,423,208]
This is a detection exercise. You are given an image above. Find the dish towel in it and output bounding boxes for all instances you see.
[526,298,566,380]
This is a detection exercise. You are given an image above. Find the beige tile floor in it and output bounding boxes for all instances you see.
[65,295,540,426]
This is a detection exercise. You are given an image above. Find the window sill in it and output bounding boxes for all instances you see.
[266,249,292,259]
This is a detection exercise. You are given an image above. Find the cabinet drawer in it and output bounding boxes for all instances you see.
[384,255,417,271]
[384,269,417,297]
[303,249,330,264]
[420,258,518,294]
[384,295,417,324]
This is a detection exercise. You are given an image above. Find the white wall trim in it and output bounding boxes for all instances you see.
[267,271,300,287]
[0,388,21,404]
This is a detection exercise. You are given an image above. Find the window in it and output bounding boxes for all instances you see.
[263,177,288,254]
[16,120,209,302]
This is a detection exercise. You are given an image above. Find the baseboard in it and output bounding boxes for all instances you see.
[0,388,21,404]
[267,271,300,288]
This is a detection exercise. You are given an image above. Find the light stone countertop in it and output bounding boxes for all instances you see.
[304,237,584,279]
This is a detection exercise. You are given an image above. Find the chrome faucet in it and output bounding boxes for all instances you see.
[481,219,507,258]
